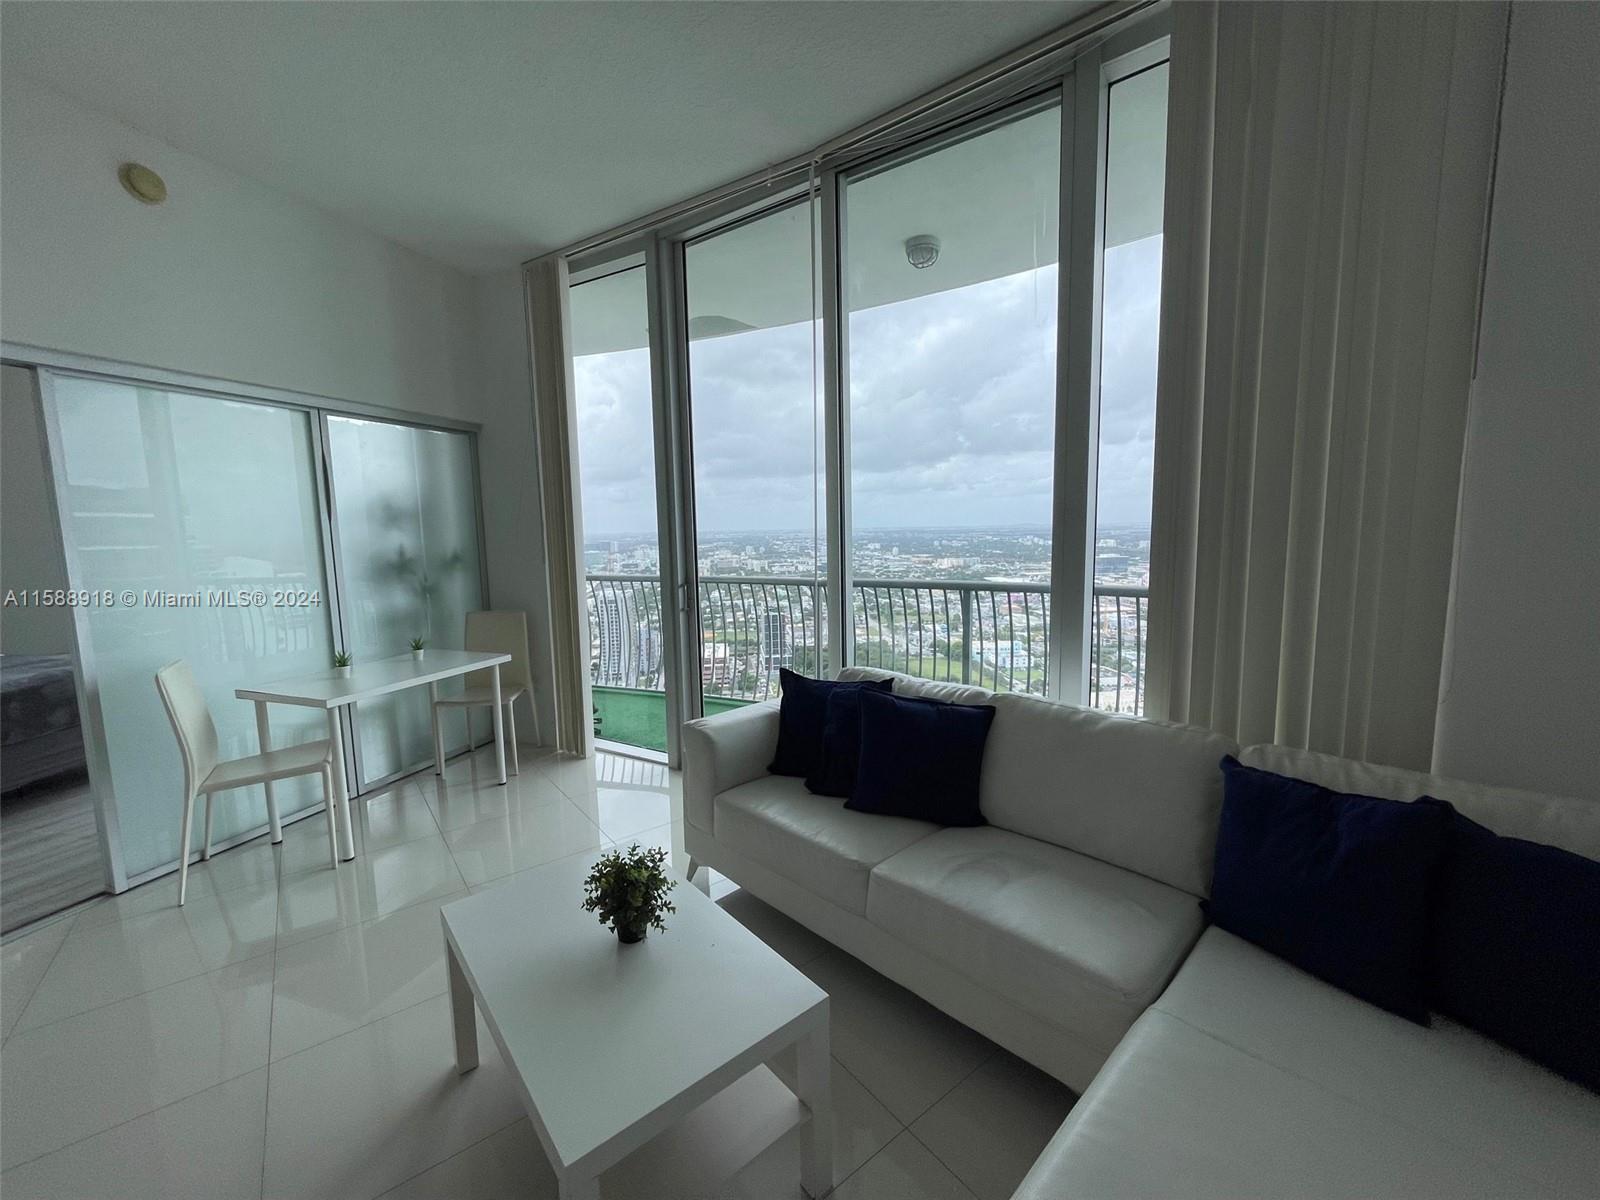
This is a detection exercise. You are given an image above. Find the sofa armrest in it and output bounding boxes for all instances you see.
[682,701,779,835]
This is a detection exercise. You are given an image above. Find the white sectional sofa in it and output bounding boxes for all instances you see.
[682,668,1600,1198]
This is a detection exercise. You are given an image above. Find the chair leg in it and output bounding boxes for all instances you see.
[178,791,197,905]
[506,701,519,775]
[201,793,215,861]
[321,767,340,870]
[465,708,474,752]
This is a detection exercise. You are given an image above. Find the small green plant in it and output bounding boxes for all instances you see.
[409,636,426,651]
[581,844,677,944]
[333,651,352,668]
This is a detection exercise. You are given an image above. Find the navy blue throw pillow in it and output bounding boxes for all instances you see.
[1206,756,1451,1024]
[806,685,877,798]
[1431,809,1600,1094]
[847,690,995,826]
[769,670,891,780]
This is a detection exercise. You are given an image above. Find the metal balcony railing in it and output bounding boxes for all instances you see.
[585,573,1149,715]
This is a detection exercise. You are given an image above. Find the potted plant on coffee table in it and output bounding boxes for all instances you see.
[581,844,678,944]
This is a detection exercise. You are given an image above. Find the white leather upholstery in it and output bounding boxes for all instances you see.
[867,827,1204,1055]
[1017,927,1600,1199]
[1241,743,1600,861]
[837,665,995,707]
[682,701,779,834]
[981,693,1236,896]
[1015,1008,1554,1200]
[714,775,938,914]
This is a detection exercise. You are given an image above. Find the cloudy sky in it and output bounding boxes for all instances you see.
[572,233,1161,541]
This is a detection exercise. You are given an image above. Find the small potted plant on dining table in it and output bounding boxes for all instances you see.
[410,636,426,661]
[333,651,353,679]
[581,844,677,944]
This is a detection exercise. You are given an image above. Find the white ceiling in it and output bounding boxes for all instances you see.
[1,0,1101,275]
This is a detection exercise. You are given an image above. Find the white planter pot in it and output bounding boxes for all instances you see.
[412,649,425,661]
[335,666,353,679]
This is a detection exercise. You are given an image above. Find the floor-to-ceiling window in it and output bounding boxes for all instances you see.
[842,102,1062,694]
[559,28,1171,756]
[1091,60,1168,713]
[684,200,824,715]
[568,264,671,752]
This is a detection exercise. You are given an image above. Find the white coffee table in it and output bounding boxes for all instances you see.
[441,856,833,1199]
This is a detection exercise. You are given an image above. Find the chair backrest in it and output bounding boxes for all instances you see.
[154,660,220,798]
[463,610,531,692]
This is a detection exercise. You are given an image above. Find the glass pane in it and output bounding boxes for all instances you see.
[843,104,1060,695]
[48,376,335,879]
[685,201,825,708]
[569,265,669,751]
[325,416,483,783]
[1092,62,1168,715]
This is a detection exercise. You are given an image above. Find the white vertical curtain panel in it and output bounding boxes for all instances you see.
[1145,0,1507,770]
[526,253,593,756]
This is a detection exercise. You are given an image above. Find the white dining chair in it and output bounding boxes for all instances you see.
[430,610,533,776]
[155,660,339,904]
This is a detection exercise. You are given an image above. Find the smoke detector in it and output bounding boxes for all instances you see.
[904,234,940,270]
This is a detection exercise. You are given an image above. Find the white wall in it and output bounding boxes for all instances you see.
[0,75,480,417]
[1434,2,1600,802]
[1,74,553,739]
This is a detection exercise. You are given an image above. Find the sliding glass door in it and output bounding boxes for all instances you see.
[568,264,671,752]
[841,101,1062,695]
[684,200,824,716]
[43,375,337,881]
[323,415,484,788]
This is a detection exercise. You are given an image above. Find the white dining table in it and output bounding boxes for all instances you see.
[237,649,512,861]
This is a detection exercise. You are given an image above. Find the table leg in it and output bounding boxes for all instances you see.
[447,935,478,1075]
[490,664,507,786]
[428,681,444,775]
[326,709,355,861]
[797,1015,833,1198]
[558,1175,600,1200]
[254,701,282,843]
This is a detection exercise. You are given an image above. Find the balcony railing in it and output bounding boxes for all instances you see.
[586,573,1148,718]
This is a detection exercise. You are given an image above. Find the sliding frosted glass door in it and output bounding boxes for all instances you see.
[324,415,483,788]
[44,375,336,882]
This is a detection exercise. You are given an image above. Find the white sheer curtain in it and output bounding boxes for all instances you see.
[526,253,593,755]
[1145,1,1507,770]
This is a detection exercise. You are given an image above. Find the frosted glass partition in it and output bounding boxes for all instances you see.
[46,376,335,880]
[325,415,483,787]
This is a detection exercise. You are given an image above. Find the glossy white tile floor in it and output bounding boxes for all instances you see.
[0,745,1075,1199]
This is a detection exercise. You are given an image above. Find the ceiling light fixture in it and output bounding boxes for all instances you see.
[904,234,940,270]
[118,162,168,205]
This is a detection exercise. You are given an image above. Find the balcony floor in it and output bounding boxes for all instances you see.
[593,686,751,753]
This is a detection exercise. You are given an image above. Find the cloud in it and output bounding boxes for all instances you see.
[570,234,1162,538]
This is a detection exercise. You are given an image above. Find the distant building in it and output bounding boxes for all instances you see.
[759,610,792,674]
[595,589,634,684]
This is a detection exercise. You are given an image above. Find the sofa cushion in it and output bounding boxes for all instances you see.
[715,775,938,915]
[866,827,1204,1055]
[1207,756,1451,1023]
[836,666,994,707]
[769,669,891,779]
[1154,928,1600,1195]
[1432,810,1600,1093]
[979,693,1236,896]
[847,691,995,826]
[1014,1008,1556,1200]
[1239,743,1600,861]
